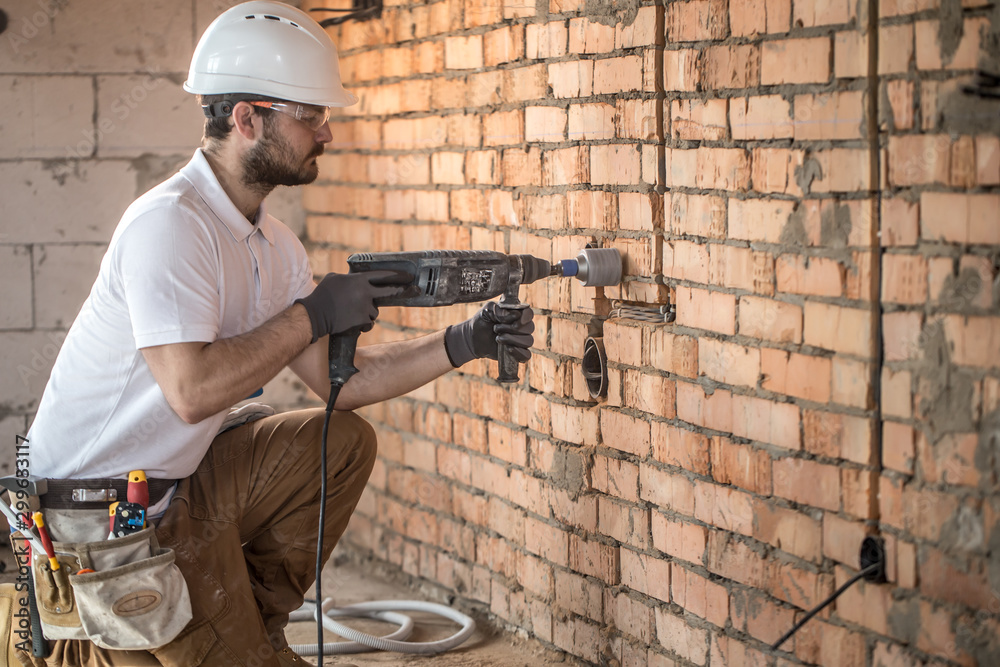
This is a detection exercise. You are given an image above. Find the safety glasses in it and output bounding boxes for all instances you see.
[249,101,332,132]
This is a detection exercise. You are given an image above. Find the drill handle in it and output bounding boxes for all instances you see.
[328,327,363,389]
[495,300,529,384]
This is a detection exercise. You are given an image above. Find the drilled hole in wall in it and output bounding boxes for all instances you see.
[0,9,8,36]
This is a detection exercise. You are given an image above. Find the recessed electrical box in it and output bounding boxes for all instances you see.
[582,337,608,399]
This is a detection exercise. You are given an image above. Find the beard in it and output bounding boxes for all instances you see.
[241,125,324,191]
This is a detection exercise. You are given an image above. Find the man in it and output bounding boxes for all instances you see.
[13,2,533,665]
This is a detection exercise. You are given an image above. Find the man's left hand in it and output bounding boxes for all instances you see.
[444,302,535,368]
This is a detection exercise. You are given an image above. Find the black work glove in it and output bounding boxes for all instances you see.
[444,302,535,368]
[295,270,411,343]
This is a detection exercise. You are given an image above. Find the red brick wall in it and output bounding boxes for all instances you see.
[302,0,1000,664]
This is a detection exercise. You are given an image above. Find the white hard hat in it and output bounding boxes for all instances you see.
[183,1,357,108]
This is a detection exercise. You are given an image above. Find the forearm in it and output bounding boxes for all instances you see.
[143,304,313,423]
[334,330,454,410]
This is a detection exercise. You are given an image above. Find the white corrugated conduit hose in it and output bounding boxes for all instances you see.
[288,597,477,655]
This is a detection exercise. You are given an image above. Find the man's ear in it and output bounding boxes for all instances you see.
[231,101,261,141]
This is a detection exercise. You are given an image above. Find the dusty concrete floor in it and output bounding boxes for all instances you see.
[0,545,578,667]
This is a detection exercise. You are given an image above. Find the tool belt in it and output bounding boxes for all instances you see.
[39,478,177,510]
[17,523,193,651]
[3,475,191,652]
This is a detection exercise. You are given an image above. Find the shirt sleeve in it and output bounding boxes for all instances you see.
[113,207,221,349]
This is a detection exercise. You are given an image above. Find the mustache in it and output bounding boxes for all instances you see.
[309,145,325,158]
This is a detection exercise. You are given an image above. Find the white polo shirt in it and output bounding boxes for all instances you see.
[28,149,314,482]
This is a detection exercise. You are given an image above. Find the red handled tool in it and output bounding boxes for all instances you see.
[31,511,59,572]
[127,470,149,513]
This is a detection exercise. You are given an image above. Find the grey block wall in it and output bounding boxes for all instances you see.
[0,0,314,476]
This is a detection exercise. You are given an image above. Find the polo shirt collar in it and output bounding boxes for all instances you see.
[181,149,276,245]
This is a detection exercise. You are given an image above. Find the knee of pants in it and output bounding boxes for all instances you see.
[302,409,378,478]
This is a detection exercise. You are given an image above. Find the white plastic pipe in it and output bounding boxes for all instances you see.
[288,598,476,656]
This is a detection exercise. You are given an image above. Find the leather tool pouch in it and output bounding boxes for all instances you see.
[31,527,192,650]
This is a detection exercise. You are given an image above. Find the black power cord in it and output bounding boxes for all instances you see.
[309,2,382,27]
[314,383,340,666]
[771,562,881,651]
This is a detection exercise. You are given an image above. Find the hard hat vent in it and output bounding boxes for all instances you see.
[243,13,304,31]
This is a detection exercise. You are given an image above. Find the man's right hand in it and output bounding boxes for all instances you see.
[295,271,410,343]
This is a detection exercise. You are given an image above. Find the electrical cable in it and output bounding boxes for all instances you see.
[315,383,340,667]
[770,562,881,651]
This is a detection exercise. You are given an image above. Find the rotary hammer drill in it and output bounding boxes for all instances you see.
[328,247,622,387]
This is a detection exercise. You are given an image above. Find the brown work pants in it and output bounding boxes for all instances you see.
[11,408,377,667]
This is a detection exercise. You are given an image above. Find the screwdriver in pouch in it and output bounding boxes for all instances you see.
[31,511,59,572]
[127,470,148,526]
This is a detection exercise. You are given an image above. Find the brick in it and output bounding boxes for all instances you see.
[671,99,728,141]
[810,148,872,192]
[835,30,869,78]
[772,457,841,511]
[568,16,615,54]
[503,64,548,102]
[526,20,568,59]
[641,464,696,516]
[730,0,790,36]
[543,146,589,186]
[651,422,710,475]
[555,569,602,621]
[524,515,569,566]
[753,500,822,562]
[621,548,671,603]
[793,0,853,26]
[761,37,831,85]
[619,193,661,232]
[915,18,986,70]
[731,394,801,451]
[761,349,831,403]
[548,60,594,98]
[738,296,803,344]
[888,134,952,186]
[667,0,728,41]
[654,608,709,666]
[794,91,865,140]
[550,402,600,446]
[600,409,651,457]
[616,5,660,49]
[431,151,465,185]
[710,244,772,294]
[465,150,499,185]
[675,286,737,335]
[977,134,1000,185]
[728,198,797,243]
[502,147,542,187]
[804,302,872,357]
[94,75,202,158]
[921,192,1000,244]
[663,239,709,283]
[651,513,706,564]
[604,591,653,645]
[671,564,729,627]
[0,161,133,244]
[663,49,701,92]
[445,35,484,69]
[699,338,760,388]
[881,197,919,247]
[593,55,643,94]
[885,80,915,131]
[599,496,650,549]
[881,254,928,305]
[568,102,615,141]
[711,438,772,495]
[882,311,922,362]
[677,382,733,434]
[695,147,751,191]
[703,44,761,89]
[879,24,914,74]
[649,329,699,378]
[525,105,567,143]
[570,535,619,584]
[670,193,726,239]
[775,254,845,298]
[568,191,617,230]
[730,95,793,140]
[617,99,659,141]
[590,144,641,185]
[593,455,640,502]
[750,147,804,195]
